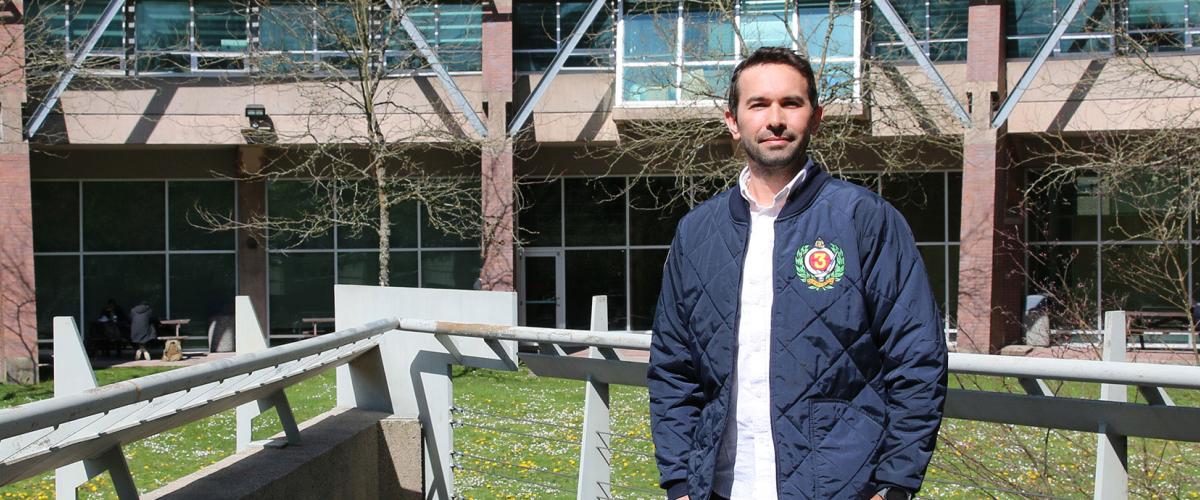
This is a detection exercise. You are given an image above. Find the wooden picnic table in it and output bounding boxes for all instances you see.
[159,319,191,361]
[302,317,336,337]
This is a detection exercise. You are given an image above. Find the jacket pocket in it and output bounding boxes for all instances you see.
[809,399,884,499]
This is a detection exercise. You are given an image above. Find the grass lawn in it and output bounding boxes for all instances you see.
[2,364,1198,499]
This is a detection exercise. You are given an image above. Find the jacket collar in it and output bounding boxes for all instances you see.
[728,160,830,225]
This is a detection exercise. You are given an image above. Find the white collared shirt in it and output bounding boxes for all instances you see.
[712,162,809,500]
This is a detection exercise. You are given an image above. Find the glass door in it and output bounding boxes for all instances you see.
[519,250,564,328]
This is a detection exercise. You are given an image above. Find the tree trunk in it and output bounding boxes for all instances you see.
[376,165,390,287]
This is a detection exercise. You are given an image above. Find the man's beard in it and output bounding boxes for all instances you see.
[741,133,810,171]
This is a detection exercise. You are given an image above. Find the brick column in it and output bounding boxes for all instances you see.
[956,0,1022,353]
[0,6,37,384]
[479,0,514,291]
[237,146,269,332]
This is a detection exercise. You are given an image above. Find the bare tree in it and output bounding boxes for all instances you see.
[198,0,486,286]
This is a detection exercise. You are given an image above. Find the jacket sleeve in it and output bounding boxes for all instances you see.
[648,235,702,500]
[862,203,949,493]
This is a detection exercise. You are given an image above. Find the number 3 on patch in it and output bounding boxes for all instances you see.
[795,238,845,291]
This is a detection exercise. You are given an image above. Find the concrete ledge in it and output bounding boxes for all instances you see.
[147,408,422,500]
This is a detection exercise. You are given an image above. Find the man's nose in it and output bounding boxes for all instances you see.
[767,105,786,132]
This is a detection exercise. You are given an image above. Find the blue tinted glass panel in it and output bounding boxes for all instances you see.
[683,2,735,60]
[440,4,483,70]
[624,2,676,63]
[137,0,190,51]
[798,1,854,58]
[623,65,677,101]
[26,0,69,50]
[681,64,730,100]
[818,61,855,101]
[71,0,125,51]
[195,0,248,53]
[260,3,313,52]
[316,3,357,51]
[742,0,793,50]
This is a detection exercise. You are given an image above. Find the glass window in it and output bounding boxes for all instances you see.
[948,172,961,243]
[82,182,165,252]
[35,256,80,339]
[742,0,794,50]
[267,181,333,249]
[565,250,627,329]
[1007,0,1055,57]
[623,65,678,101]
[136,0,189,51]
[1027,172,1099,242]
[563,0,615,67]
[71,0,125,51]
[337,199,419,249]
[1101,175,1182,241]
[439,3,484,71]
[624,1,677,62]
[24,0,69,52]
[1101,244,1184,313]
[564,178,626,246]
[882,173,945,243]
[260,1,315,63]
[32,182,79,253]
[337,251,420,287]
[269,252,334,336]
[1061,0,1112,53]
[629,178,689,246]
[817,61,855,102]
[683,1,735,61]
[422,202,479,248]
[421,250,482,289]
[681,64,731,100]
[629,249,668,330]
[514,1,559,71]
[918,245,947,320]
[927,0,967,60]
[83,254,166,330]
[169,181,235,251]
[169,254,236,336]
[518,180,563,247]
[947,244,958,329]
[195,0,249,53]
[799,0,855,58]
[1027,244,1099,329]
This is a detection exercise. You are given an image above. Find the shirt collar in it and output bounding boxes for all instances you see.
[737,158,812,213]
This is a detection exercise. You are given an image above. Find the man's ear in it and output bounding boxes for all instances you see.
[810,105,825,134]
[723,109,740,141]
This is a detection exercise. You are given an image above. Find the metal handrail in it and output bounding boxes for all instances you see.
[0,318,397,441]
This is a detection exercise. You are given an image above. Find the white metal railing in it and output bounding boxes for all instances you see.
[3,290,1200,499]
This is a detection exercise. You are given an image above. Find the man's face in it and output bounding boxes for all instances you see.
[723,63,824,171]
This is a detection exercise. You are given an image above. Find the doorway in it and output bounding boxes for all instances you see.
[519,249,564,328]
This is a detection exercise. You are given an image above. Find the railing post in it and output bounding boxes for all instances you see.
[53,316,140,500]
[234,296,301,451]
[577,296,613,499]
[1096,311,1129,500]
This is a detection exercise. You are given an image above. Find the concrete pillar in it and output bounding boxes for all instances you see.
[956,0,1022,353]
[237,146,269,333]
[0,8,37,384]
[479,0,514,291]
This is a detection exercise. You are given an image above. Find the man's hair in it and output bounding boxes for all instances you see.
[727,47,819,117]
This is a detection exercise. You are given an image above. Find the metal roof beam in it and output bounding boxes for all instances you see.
[392,4,489,138]
[991,0,1086,128]
[506,0,606,136]
[24,0,124,140]
[873,0,972,129]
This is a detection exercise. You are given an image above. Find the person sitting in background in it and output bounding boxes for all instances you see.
[129,300,159,361]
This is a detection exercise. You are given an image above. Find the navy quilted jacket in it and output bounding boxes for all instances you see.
[648,163,948,500]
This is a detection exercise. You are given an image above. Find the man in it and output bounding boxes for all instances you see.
[648,47,948,500]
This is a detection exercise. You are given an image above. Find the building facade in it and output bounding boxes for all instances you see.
[3,0,1200,381]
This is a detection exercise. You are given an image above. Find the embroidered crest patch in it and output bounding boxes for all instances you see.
[795,239,845,291]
